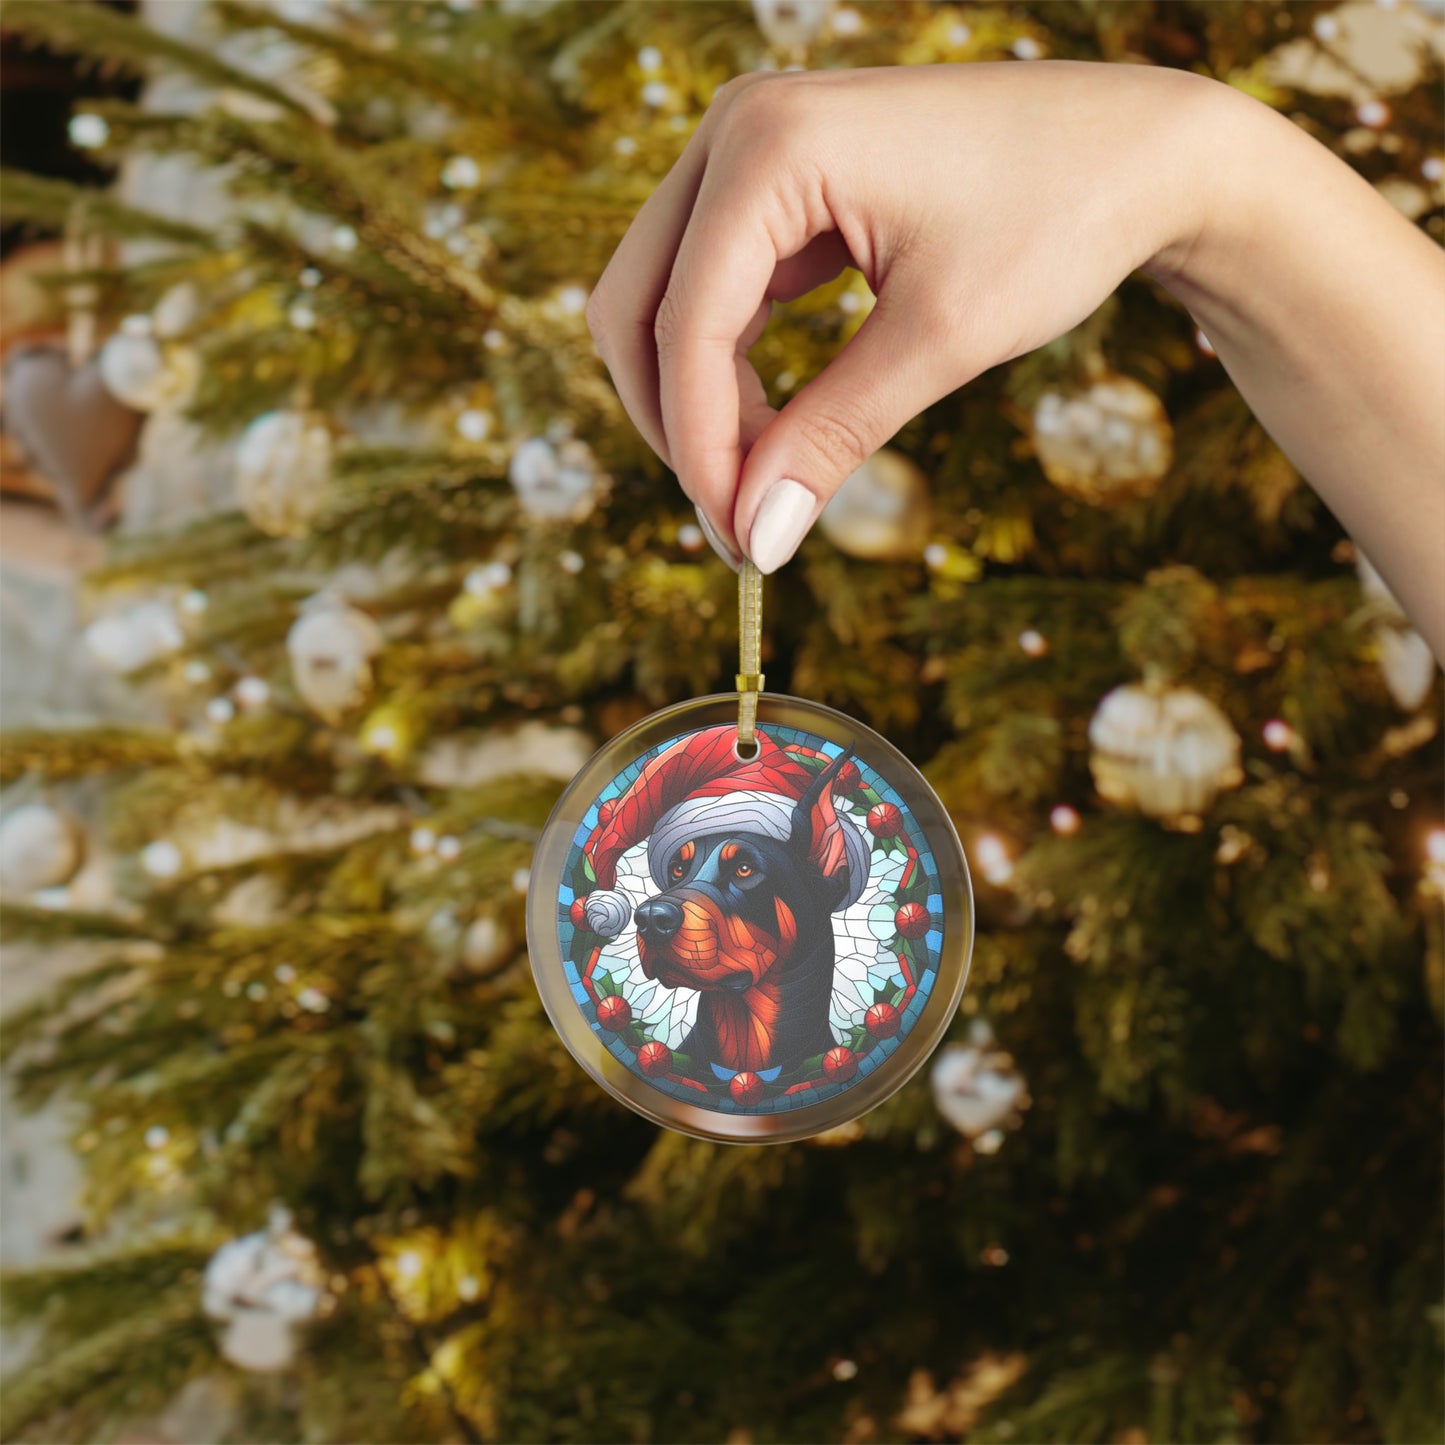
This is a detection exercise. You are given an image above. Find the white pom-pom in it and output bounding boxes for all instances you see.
[583,889,632,938]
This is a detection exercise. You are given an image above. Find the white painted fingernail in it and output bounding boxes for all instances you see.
[695,506,741,571]
[748,478,816,575]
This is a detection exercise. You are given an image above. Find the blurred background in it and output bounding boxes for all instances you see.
[0,2,1442,1442]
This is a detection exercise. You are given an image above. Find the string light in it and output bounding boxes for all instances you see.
[395,1250,423,1281]
[235,676,270,710]
[1262,719,1294,752]
[441,155,482,190]
[141,841,183,879]
[68,113,109,149]
[297,987,330,1013]
[1049,804,1081,836]
[363,722,400,755]
[555,284,589,316]
[1018,629,1048,658]
[975,834,1013,886]
[436,835,462,862]
[465,562,512,595]
[456,408,492,442]
[206,697,236,725]
[1425,828,1445,893]
[410,827,437,856]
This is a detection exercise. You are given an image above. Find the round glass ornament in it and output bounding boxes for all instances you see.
[528,693,973,1143]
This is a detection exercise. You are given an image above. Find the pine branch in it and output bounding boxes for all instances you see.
[0,169,213,247]
[2,0,309,116]
[0,728,180,784]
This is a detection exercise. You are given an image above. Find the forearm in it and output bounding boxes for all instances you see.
[1144,80,1445,660]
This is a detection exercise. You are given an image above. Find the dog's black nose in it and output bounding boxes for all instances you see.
[635,898,683,940]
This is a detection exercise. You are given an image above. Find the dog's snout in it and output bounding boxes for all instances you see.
[635,897,683,940]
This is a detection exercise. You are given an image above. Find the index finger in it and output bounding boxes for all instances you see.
[655,159,800,547]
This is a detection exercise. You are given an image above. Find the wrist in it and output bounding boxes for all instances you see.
[1138,76,1295,324]
[1132,76,1260,296]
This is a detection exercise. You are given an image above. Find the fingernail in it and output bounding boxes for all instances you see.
[695,505,741,571]
[748,478,816,575]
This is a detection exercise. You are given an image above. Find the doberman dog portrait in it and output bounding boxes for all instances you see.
[633,748,857,1079]
[579,725,871,1082]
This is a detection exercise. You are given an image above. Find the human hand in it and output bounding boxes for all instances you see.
[586,61,1220,573]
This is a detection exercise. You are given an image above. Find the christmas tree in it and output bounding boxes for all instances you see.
[2,2,1442,1441]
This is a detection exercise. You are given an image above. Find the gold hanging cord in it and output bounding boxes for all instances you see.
[736,559,764,752]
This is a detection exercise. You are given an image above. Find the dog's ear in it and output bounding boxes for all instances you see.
[789,748,855,901]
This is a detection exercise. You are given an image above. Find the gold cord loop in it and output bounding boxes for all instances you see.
[737,559,764,751]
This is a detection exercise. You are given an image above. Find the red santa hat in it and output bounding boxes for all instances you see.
[577,725,869,938]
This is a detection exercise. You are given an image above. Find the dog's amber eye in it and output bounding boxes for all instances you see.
[734,861,753,878]
[670,861,686,879]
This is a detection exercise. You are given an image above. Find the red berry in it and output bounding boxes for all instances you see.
[729,1071,765,1107]
[865,1002,901,1039]
[636,1040,673,1077]
[895,902,930,938]
[596,995,631,1030]
[597,799,616,824]
[822,1046,858,1082]
[832,761,861,794]
[867,802,904,838]
[569,897,589,928]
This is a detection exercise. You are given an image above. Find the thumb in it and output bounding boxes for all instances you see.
[733,287,962,574]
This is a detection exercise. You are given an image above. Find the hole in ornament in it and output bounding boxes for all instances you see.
[734,736,759,762]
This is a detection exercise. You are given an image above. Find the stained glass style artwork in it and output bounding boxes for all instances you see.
[529,694,973,1144]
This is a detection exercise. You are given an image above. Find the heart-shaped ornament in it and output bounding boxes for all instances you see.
[3,344,143,527]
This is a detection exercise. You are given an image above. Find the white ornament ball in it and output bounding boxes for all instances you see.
[1088,682,1243,822]
[98,332,199,412]
[508,436,600,521]
[1376,627,1436,711]
[235,411,335,538]
[752,0,836,51]
[203,1209,325,1374]
[1356,553,1438,710]
[0,804,85,894]
[1032,374,1173,504]
[462,914,512,974]
[818,448,932,561]
[930,1035,1029,1140]
[84,599,184,674]
[286,599,383,723]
